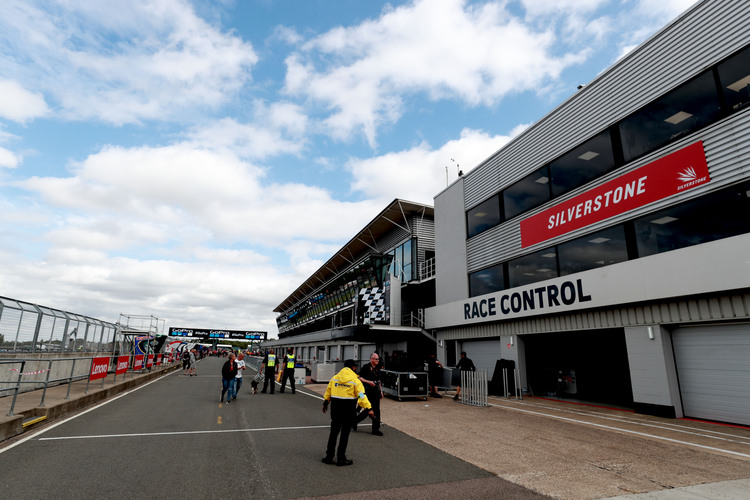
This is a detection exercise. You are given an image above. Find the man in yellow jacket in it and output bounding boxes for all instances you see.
[322,359,374,466]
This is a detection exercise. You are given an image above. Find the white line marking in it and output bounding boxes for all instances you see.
[489,402,750,459]
[39,425,331,441]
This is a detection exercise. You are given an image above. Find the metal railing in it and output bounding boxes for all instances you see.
[418,258,436,281]
[401,308,425,328]
[500,367,523,400]
[1,354,179,416]
[458,369,489,407]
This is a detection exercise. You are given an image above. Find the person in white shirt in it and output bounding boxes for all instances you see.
[234,352,246,400]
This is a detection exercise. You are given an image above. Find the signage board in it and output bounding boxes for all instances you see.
[115,356,129,375]
[134,354,145,371]
[168,327,267,340]
[89,357,110,381]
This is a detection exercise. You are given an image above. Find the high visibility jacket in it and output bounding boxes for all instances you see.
[266,354,276,367]
[285,354,295,369]
[324,367,372,410]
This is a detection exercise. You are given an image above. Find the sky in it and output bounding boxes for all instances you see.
[0,0,698,338]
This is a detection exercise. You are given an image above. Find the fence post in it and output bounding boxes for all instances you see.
[6,360,26,416]
[65,358,77,400]
[39,359,54,407]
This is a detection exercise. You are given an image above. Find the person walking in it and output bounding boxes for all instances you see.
[261,350,277,394]
[221,352,238,404]
[279,347,296,394]
[189,349,197,377]
[427,353,443,397]
[234,352,246,400]
[454,351,476,400]
[321,359,374,466]
[355,353,384,435]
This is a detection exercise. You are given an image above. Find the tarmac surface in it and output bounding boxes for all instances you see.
[2,356,750,499]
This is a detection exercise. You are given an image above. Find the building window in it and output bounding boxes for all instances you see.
[469,262,505,297]
[550,129,617,197]
[619,70,722,163]
[557,225,629,276]
[508,248,558,288]
[467,195,501,238]
[634,181,750,257]
[504,166,551,220]
[717,44,750,111]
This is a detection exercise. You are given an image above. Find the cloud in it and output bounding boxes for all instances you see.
[0,0,258,125]
[0,146,20,168]
[284,0,589,147]
[347,127,519,204]
[0,79,49,123]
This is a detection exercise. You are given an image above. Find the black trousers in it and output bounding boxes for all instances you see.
[326,399,356,460]
[279,368,295,393]
[262,368,275,393]
[356,393,380,432]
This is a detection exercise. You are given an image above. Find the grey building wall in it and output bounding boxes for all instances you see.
[434,178,468,305]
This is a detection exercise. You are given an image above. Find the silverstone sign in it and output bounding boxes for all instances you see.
[520,141,710,248]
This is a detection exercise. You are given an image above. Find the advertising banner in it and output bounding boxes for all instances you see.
[146,354,154,368]
[156,353,162,366]
[520,141,710,247]
[89,357,110,381]
[115,356,130,375]
[134,354,145,371]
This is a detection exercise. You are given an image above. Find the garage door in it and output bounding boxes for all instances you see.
[461,339,503,380]
[672,324,750,426]
[342,345,355,361]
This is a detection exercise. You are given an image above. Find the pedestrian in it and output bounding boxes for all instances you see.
[234,351,246,400]
[453,351,476,400]
[261,350,277,394]
[221,352,238,404]
[427,353,443,397]
[321,359,374,466]
[182,350,190,374]
[355,353,384,435]
[279,347,296,394]
[189,349,197,377]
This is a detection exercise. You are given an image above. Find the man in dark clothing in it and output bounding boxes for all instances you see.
[355,353,384,435]
[454,351,476,400]
[428,354,444,397]
[261,351,277,394]
[221,352,238,404]
[279,347,296,394]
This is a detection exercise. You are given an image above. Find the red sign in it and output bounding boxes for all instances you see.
[89,357,110,381]
[115,356,129,375]
[520,141,710,248]
[134,354,145,371]
[156,354,163,366]
[146,354,154,368]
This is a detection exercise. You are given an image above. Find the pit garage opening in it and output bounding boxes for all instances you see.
[523,328,634,408]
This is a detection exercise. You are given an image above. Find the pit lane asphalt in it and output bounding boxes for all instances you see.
[0,356,543,500]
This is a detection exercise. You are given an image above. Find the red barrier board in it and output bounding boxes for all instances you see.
[520,141,710,248]
[89,357,110,381]
[134,354,145,371]
[115,355,129,375]
[156,354,162,366]
[146,354,154,368]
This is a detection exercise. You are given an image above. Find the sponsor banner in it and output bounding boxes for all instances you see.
[146,354,154,368]
[89,356,110,381]
[134,354,145,371]
[156,354,163,366]
[520,141,710,248]
[115,356,129,375]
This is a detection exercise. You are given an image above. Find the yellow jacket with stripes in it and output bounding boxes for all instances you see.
[324,367,372,410]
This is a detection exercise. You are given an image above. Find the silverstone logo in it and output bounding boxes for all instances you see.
[676,165,707,191]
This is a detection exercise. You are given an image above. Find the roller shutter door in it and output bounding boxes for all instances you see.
[343,345,355,361]
[461,339,503,379]
[672,324,750,426]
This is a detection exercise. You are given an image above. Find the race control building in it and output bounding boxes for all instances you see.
[426,0,750,426]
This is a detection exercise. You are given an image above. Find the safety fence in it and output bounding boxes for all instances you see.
[500,366,523,400]
[0,295,118,354]
[1,353,180,416]
[458,369,489,406]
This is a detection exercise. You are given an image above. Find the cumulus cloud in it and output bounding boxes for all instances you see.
[0,146,20,168]
[0,0,258,125]
[0,79,48,123]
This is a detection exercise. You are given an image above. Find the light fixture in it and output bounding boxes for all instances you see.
[535,176,549,184]
[474,211,487,218]
[647,326,655,340]
[665,111,693,124]
[727,74,750,92]
[509,336,514,346]
[578,151,599,161]
[651,216,679,225]
[536,268,552,273]
[588,237,610,244]
[542,253,556,258]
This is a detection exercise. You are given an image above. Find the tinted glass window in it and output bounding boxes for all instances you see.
[508,248,558,288]
[718,45,750,111]
[550,130,616,197]
[467,195,501,237]
[558,226,629,276]
[469,263,505,297]
[504,166,551,220]
[402,239,413,281]
[634,181,750,257]
[619,71,721,163]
